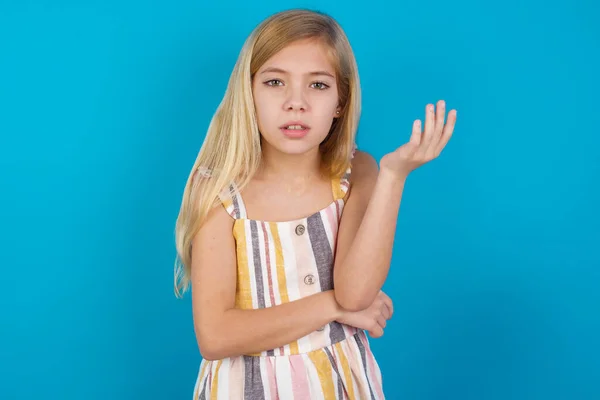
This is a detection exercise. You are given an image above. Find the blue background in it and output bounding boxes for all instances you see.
[1,0,598,399]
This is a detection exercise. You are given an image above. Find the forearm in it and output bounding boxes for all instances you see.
[335,170,406,310]
[196,290,341,360]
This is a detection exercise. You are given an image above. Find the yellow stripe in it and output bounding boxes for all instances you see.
[335,342,356,400]
[234,221,252,310]
[269,222,299,355]
[234,221,261,357]
[210,360,223,400]
[331,178,345,201]
[308,350,336,398]
[220,195,234,215]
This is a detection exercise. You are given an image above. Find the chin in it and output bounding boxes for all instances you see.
[261,132,326,156]
[273,140,319,155]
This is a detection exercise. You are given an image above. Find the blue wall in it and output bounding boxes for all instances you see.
[1,1,598,399]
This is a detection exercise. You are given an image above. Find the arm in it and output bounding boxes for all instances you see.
[333,151,405,311]
[190,202,342,361]
[333,101,456,311]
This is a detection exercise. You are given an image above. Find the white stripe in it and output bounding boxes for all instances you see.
[302,354,326,400]
[279,227,301,301]
[217,359,230,400]
[232,182,247,218]
[259,357,272,400]
[336,199,344,219]
[279,227,312,354]
[320,208,335,252]
[349,336,370,395]
[331,359,339,400]
[275,356,294,399]
[228,357,244,400]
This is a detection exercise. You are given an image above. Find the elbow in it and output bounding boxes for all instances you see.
[334,289,373,312]
[195,326,225,361]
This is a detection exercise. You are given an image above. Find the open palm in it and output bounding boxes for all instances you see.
[380,100,457,179]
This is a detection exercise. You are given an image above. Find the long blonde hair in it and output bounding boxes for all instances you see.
[173,8,362,297]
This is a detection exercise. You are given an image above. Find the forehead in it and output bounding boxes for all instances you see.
[259,39,337,76]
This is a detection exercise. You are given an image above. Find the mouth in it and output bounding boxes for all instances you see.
[279,122,310,138]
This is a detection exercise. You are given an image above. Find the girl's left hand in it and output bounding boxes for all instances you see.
[380,100,457,180]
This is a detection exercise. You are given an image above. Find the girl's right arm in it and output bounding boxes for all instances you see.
[190,202,363,361]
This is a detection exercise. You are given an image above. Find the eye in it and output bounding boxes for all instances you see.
[311,81,330,90]
[264,79,283,86]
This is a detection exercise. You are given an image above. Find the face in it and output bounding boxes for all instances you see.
[252,38,340,156]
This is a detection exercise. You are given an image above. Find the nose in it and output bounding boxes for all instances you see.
[283,85,308,112]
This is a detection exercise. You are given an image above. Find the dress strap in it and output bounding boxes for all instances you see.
[218,181,248,220]
[194,166,247,220]
[332,143,357,201]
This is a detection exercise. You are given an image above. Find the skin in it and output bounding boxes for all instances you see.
[190,38,457,361]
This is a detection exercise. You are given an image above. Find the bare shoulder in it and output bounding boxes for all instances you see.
[190,195,237,316]
[349,149,379,195]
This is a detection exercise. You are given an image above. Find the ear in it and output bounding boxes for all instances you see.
[334,106,342,118]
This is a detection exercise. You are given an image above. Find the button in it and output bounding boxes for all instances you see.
[295,224,306,235]
[317,326,325,332]
[304,274,316,285]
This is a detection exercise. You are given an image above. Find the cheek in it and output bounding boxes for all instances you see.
[252,91,275,126]
[311,92,339,117]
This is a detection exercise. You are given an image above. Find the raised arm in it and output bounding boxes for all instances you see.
[332,151,404,311]
[333,101,456,311]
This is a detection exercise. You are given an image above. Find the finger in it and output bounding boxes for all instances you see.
[381,304,391,319]
[377,315,387,329]
[430,100,446,150]
[419,103,436,151]
[409,119,422,146]
[369,326,383,338]
[434,109,457,157]
[384,302,393,320]
[380,291,394,316]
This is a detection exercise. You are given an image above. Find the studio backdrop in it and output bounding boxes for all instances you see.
[1,0,598,399]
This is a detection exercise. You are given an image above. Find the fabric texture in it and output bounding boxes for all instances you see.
[193,147,384,399]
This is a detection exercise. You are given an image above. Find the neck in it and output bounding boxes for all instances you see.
[258,142,323,182]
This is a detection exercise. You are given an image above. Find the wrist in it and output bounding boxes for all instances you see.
[326,290,344,321]
[378,167,408,187]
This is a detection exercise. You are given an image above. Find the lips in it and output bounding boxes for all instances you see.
[279,121,310,130]
[280,121,310,138]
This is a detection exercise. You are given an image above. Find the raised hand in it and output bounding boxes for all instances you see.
[380,100,457,180]
[336,291,394,338]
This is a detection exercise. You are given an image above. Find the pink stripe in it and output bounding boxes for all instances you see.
[289,355,310,399]
[361,332,385,399]
[334,199,341,219]
[265,357,279,400]
[228,357,243,399]
[325,202,338,237]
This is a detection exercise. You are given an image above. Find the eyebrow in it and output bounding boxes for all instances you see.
[259,67,335,79]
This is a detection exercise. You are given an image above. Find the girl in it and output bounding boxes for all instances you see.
[174,8,456,400]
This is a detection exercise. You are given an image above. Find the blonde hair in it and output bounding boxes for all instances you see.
[173,8,362,297]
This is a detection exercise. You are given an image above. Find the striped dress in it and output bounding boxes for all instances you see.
[193,158,384,399]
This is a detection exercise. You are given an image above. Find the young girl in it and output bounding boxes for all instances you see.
[174,8,456,400]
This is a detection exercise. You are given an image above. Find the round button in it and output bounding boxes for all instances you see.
[295,224,305,235]
[317,326,325,332]
[304,274,315,285]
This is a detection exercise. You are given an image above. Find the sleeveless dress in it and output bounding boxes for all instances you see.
[192,157,385,400]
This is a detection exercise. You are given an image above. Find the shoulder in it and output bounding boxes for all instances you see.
[350,149,379,187]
